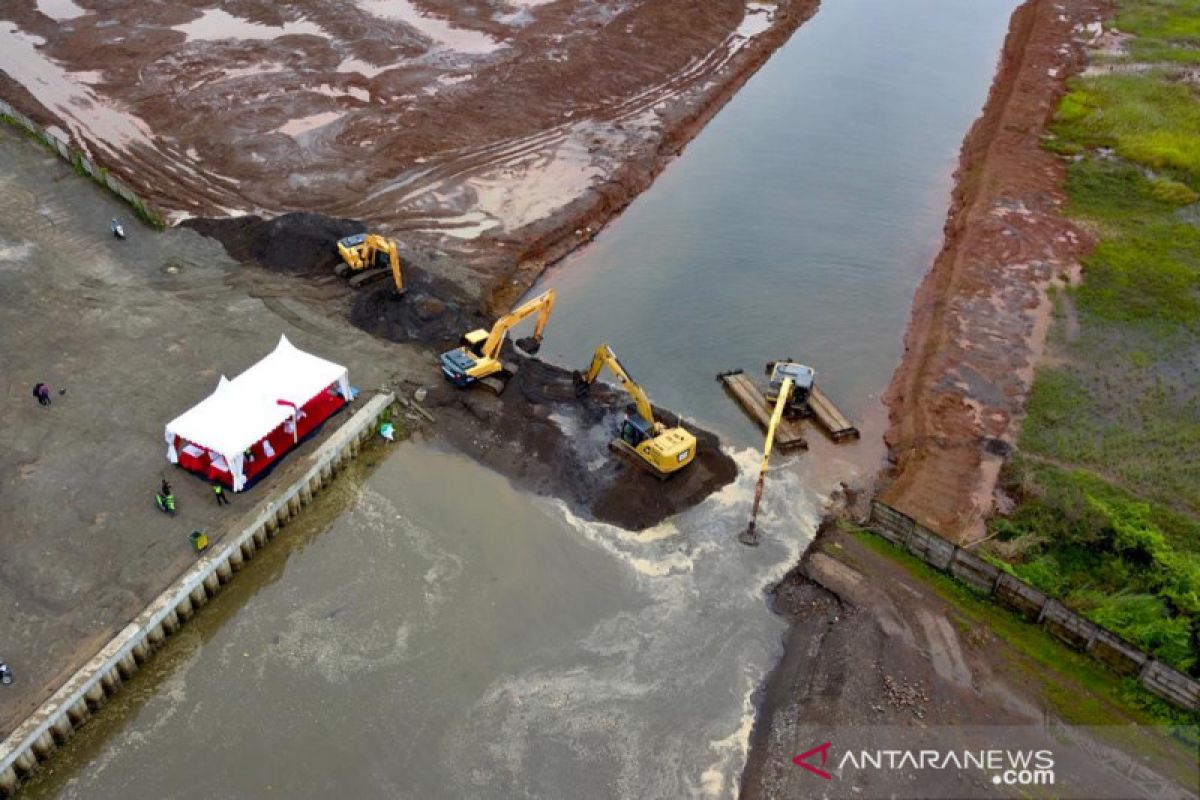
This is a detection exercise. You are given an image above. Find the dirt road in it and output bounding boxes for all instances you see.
[878,0,1104,543]
[0,0,818,310]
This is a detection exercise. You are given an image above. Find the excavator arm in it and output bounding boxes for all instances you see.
[479,289,556,361]
[580,344,657,428]
[741,377,793,546]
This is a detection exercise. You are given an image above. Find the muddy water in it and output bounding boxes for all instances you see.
[23,0,1018,797]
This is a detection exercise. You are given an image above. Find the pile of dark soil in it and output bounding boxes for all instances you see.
[183,212,364,275]
[349,280,478,348]
[422,351,738,530]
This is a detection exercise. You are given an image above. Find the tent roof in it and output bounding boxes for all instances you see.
[166,335,347,456]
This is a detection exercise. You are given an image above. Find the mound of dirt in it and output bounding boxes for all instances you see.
[183,212,364,275]
[421,351,738,530]
[349,279,479,347]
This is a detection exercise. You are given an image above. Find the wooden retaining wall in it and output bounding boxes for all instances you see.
[867,500,1199,713]
[0,393,396,797]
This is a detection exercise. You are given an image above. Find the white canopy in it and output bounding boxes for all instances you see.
[165,335,351,490]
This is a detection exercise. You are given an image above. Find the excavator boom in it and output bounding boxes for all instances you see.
[480,289,556,361]
[582,345,656,426]
[741,375,794,546]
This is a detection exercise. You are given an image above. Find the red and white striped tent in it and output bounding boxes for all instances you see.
[165,335,351,491]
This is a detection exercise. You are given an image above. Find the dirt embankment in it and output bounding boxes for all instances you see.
[877,0,1105,543]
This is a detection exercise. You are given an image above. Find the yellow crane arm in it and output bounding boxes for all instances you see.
[742,377,793,546]
[381,237,404,294]
[481,289,556,359]
[581,344,657,426]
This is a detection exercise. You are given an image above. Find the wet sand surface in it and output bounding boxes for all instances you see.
[0,0,818,307]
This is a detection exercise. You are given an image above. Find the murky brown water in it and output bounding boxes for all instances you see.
[21,0,1020,796]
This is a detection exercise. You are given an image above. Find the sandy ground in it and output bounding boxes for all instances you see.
[738,519,1198,800]
[0,0,818,310]
[0,123,733,744]
[877,0,1105,543]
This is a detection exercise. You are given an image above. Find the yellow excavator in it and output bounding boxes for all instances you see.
[335,233,405,296]
[440,289,555,394]
[574,344,696,478]
[740,362,808,545]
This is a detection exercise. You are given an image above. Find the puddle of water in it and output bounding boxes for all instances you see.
[0,27,154,154]
[34,0,87,21]
[172,8,326,42]
[359,0,504,54]
[468,123,604,232]
[275,111,344,137]
[738,3,776,40]
[336,56,398,78]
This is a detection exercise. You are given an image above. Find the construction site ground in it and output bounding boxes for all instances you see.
[0,124,734,742]
[0,0,818,312]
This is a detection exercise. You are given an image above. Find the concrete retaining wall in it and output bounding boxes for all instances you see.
[867,500,1200,713]
[0,393,395,797]
[0,99,165,228]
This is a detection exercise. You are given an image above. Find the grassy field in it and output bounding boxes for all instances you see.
[984,0,1200,675]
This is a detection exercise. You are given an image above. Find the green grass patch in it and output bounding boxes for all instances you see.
[1115,0,1200,64]
[849,527,1197,738]
[989,458,1200,673]
[1053,75,1200,179]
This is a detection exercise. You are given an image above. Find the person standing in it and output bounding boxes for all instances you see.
[212,482,230,506]
[32,383,51,407]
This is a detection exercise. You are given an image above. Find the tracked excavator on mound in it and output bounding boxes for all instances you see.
[336,233,405,296]
[440,289,555,395]
[574,344,696,478]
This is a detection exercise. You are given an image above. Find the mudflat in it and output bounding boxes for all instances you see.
[0,0,817,308]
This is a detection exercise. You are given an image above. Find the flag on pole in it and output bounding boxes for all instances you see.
[276,399,299,443]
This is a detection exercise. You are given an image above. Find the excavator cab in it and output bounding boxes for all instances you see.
[462,329,490,357]
[620,415,654,447]
[767,361,814,414]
